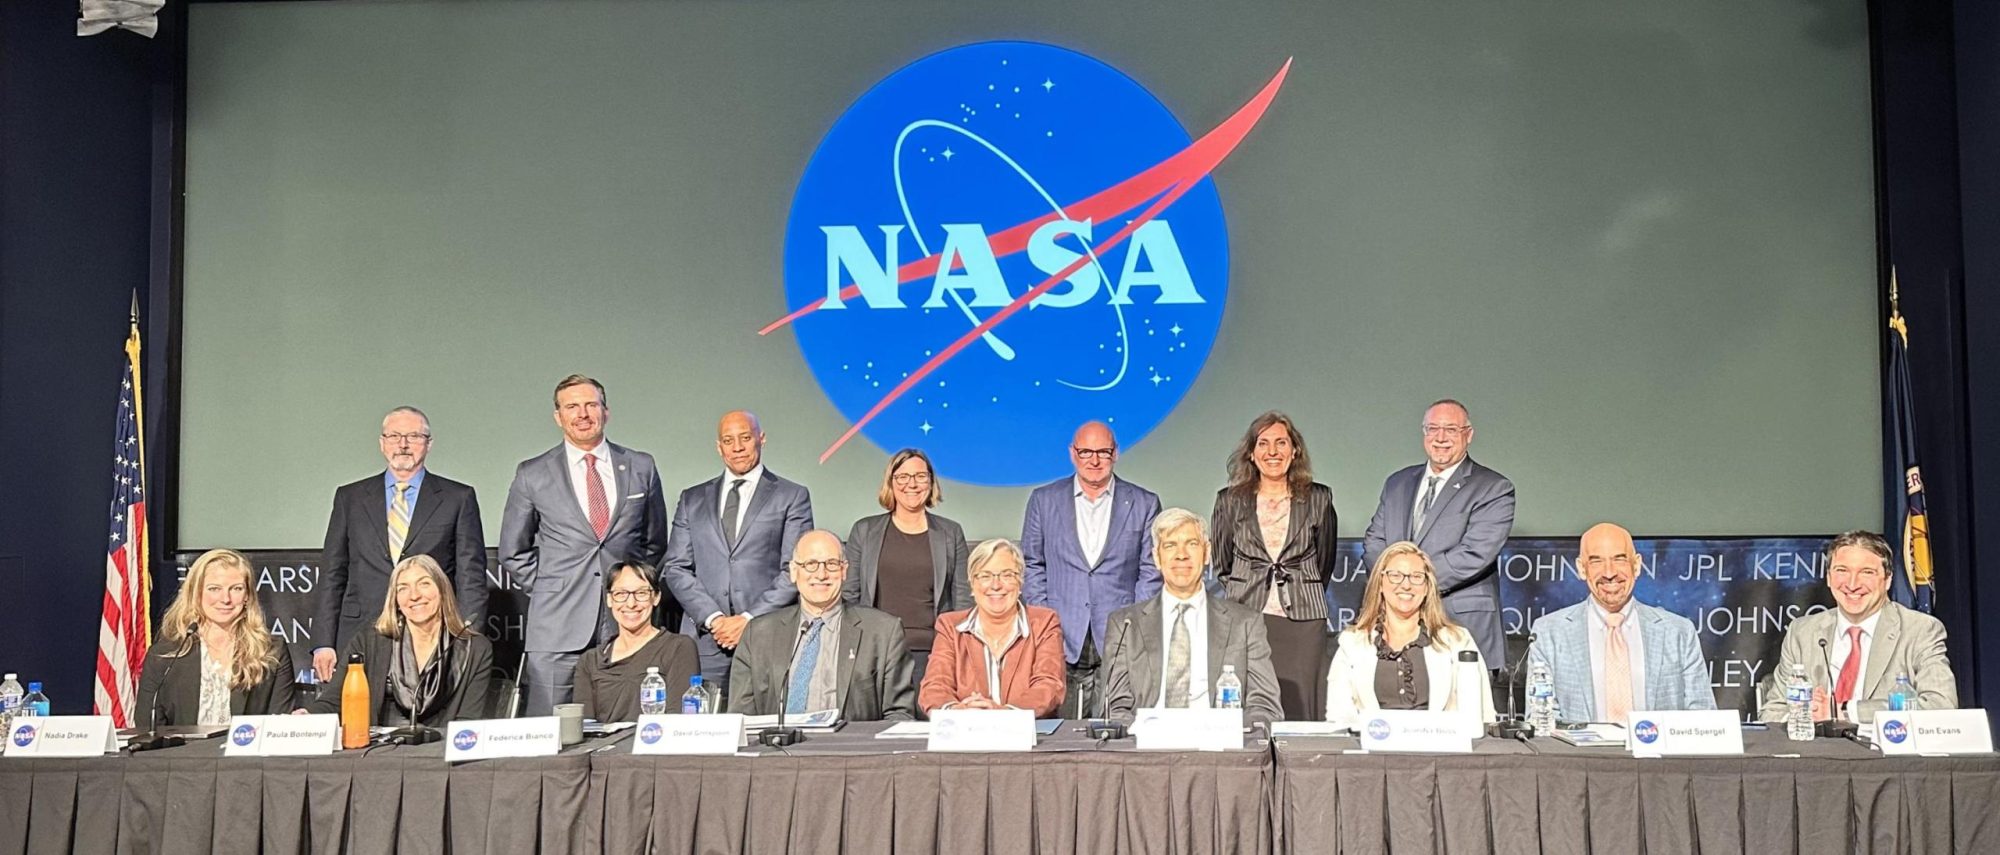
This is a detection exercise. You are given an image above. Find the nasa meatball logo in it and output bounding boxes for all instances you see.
[1881,719,1909,744]
[10,724,35,748]
[452,729,479,751]
[639,722,665,745]
[1633,720,1660,744]
[231,723,259,746]
[1365,719,1391,741]
[773,41,1289,485]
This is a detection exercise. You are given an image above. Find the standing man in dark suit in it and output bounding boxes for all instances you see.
[499,375,669,715]
[661,410,815,693]
[1356,399,1515,666]
[728,530,917,721]
[313,407,487,683]
[1021,420,1162,718]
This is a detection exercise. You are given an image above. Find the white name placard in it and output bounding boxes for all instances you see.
[444,716,561,763]
[928,708,1035,752]
[223,715,339,757]
[631,714,744,755]
[4,716,117,757]
[1132,707,1244,751]
[1878,709,1992,756]
[1627,710,1743,757]
[1358,709,1473,753]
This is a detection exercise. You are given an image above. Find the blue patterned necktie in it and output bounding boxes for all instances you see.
[785,618,825,714]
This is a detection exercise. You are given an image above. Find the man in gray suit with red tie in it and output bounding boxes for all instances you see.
[499,375,669,715]
[660,411,815,694]
[1021,421,1162,718]
[1356,399,1516,667]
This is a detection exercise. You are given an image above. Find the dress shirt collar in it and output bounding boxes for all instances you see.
[1072,475,1115,503]
[384,468,427,491]
[565,440,611,469]
[723,463,766,488]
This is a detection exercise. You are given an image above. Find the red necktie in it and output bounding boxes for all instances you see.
[585,453,611,540]
[1833,625,1863,705]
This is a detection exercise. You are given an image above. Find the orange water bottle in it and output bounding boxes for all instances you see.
[340,652,369,749]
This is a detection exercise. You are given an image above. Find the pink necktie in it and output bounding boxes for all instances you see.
[585,454,610,540]
[1604,612,1632,722]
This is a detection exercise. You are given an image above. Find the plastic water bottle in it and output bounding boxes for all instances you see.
[0,674,23,732]
[24,682,50,717]
[1526,661,1556,735]
[1216,665,1243,709]
[638,666,668,715]
[678,674,707,715]
[1889,674,1916,712]
[1786,664,1814,741]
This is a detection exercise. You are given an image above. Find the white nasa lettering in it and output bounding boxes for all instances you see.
[1026,219,1098,308]
[821,225,907,309]
[1107,221,1202,305]
[923,224,1013,308]
[821,220,1203,310]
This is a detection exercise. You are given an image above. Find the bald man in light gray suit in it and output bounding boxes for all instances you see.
[500,375,669,715]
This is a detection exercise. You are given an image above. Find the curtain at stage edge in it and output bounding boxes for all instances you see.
[94,308,150,726]
[1887,294,1935,613]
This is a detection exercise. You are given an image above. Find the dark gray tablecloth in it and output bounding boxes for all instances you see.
[1276,730,2000,854]
[588,721,1276,855]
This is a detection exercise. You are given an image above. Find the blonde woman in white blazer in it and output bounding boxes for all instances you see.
[1325,541,1497,728]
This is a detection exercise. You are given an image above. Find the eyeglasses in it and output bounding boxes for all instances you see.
[1420,424,1469,438]
[971,571,1024,586]
[608,589,656,604]
[1381,570,1430,586]
[891,472,933,486]
[792,559,849,576]
[381,432,432,444]
[1072,446,1115,461]
[1583,556,1634,571]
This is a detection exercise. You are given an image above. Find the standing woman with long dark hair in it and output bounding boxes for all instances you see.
[1209,411,1338,721]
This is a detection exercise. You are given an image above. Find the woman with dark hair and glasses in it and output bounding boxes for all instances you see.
[573,561,700,721]
[1209,410,1339,720]
[307,554,493,727]
[843,448,971,686]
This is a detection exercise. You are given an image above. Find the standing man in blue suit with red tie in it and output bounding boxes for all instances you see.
[1021,421,1162,718]
[500,375,670,715]
[660,411,815,695]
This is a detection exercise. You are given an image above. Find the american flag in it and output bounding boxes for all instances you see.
[94,312,151,726]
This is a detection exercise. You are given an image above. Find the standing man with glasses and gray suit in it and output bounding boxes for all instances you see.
[499,375,670,715]
[660,411,815,694]
[1356,399,1516,669]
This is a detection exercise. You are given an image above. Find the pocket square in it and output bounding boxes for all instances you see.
[625,493,646,500]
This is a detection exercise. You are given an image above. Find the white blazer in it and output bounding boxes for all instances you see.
[1325,625,1498,728]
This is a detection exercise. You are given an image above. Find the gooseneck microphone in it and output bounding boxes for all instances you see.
[1491,632,1536,739]
[128,656,187,752]
[761,621,813,748]
[1815,637,1858,739]
[1086,618,1134,740]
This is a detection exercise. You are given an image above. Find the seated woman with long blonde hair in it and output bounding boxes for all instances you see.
[135,549,299,726]
[1324,542,1495,729]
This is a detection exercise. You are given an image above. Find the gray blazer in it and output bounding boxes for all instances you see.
[726,604,917,722]
[1358,457,1515,663]
[1757,601,1957,722]
[841,512,972,617]
[1100,594,1285,727]
[660,468,814,630]
[498,442,668,653]
[1527,599,1715,720]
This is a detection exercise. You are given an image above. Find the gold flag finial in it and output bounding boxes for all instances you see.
[129,290,139,325]
[1890,267,1901,317]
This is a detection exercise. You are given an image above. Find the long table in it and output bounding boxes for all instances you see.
[4,724,1997,854]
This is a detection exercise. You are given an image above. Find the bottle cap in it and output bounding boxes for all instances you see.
[690,675,703,685]
[3,673,14,680]
[1221,664,1236,672]
[28,682,41,691]
[646,666,659,674]
[349,652,365,664]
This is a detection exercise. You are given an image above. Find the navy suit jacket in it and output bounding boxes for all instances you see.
[318,470,487,652]
[1357,457,1515,664]
[498,442,669,652]
[1020,475,1161,663]
[660,468,814,631]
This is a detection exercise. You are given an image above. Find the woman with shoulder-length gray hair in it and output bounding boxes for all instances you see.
[918,538,1067,717]
[308,554,495,727]
[1209,410,1340,720]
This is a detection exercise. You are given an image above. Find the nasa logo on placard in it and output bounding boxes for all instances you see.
[639,722,664,745]
[1365,719,1391,741]
[10,724,35,748]
[1882,719,1909,744]
[231,723,259,746]
[452,729,479,751]
[775,41,1288,485]
[1633,720,1660,744]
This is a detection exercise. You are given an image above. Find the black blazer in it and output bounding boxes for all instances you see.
[1209,482,1337,622]
[318,471,488,652]
[841,512,972,616]
[134,638,300,727]
[306,628,496,727]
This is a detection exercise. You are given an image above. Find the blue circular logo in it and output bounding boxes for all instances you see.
[639,722,664,744]
[779,41,1275,485]
[10,724,34,747]
[451,729,478,751]
[1882,720,1909,744]
[231,723,258,746]
[1633,721,1659,744]
[1365,719,1391,741]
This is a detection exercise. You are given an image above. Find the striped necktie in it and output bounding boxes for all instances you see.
[387,480,411,561]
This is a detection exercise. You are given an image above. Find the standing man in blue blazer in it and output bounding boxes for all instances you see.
[660,411,815,694]
[1529,522,1715,722]
[1021,421,1162,718]
[500,375,670,715]
[1358,399,1515,667]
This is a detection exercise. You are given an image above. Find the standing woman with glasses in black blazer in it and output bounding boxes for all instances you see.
[1210,411,1339,721]
[843,448,971,689]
